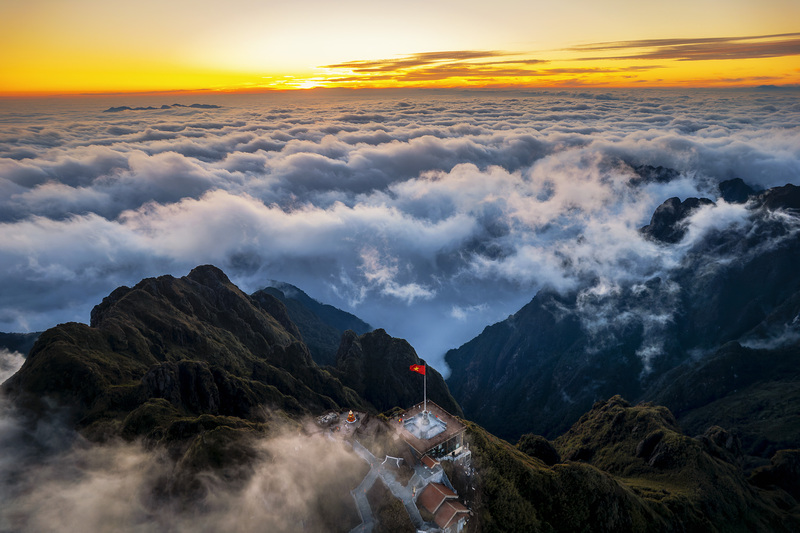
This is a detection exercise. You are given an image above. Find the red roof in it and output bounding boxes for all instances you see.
[417,482,457,515]
[434,499,470,530]
[421,455,440,469]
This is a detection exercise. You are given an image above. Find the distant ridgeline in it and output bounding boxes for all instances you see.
[0,331,41,356]
[446,180,800,459]
[102,103,222,112]
[252,282,372,367]
[2,259,800,530]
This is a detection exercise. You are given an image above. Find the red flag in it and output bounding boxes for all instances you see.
[409,364,426,375]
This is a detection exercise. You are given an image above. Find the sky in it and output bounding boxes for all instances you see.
[1,88,799,372]
[1,0,799,93]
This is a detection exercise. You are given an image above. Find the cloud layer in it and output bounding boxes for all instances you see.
[1,89,799,370]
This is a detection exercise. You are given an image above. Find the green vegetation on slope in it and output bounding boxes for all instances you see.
[456,397,800,532]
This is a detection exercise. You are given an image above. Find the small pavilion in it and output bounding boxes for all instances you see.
[397,400,466,462]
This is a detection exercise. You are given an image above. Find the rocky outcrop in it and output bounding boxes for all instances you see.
[718,177,757,204]
[333,328,462,416]
[756,183,800,211]
[640,196,715,244]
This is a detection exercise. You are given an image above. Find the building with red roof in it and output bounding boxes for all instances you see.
[417,482,470,533]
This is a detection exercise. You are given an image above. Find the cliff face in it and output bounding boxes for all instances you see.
[446,183,800,447]
[333,328,462,417]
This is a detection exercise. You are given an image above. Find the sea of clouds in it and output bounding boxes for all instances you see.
[1,88,799,370]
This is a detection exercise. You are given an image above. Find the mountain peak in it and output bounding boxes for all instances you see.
[757,183,800,211]
[186,264,233,287]
[640,196,715,244]
[253,281,371,366]
[7,265,366,433]
[718,178,757,204]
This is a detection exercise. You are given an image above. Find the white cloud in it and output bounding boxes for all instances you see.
[450,303,488,321]
[358,247,436,303]
[0,89,799,372]
[0,403,371,533]
[0,349,25,385]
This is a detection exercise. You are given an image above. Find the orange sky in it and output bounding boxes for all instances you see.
[1,0,799,95]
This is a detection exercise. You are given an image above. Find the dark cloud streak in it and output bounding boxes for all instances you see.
[321,50,554,83]
[571,33,800,61]
[322,50,516,71]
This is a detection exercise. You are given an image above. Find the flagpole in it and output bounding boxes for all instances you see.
[424,365,427,414]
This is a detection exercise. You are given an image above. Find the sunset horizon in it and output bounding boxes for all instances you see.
[2,0,799,95]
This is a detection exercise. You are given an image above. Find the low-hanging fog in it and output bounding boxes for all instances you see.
[1,88,799,371]
[0,370,371,533]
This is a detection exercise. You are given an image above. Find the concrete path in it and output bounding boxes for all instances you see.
[350,467,378,533]
[349,440,426,533]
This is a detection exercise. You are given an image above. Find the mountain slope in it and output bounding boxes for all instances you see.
[454,397,800,532]
[446,182,800,446]
[645,341,800,458]
[332,328,462,416]
[3,265,366,438]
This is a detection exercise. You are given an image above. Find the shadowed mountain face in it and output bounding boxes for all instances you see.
[332,328,462,417]
[446,183,800,450]
[252,282,371,367]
